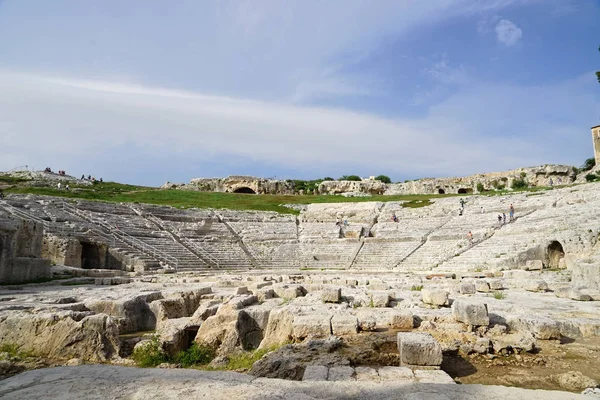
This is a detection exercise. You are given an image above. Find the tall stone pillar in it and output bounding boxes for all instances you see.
[592,125,600,165]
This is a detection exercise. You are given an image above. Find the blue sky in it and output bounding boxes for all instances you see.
[0,0,599,186]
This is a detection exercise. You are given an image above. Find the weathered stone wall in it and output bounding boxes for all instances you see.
[42,234,82,268]
[386,165,577,195]
[162,176,295,195]
[0,215,51,283]
[316,165,576,196]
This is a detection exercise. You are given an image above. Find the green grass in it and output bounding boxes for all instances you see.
[0,175,31,184]
[491,291,506,300]
[6,181,452,214]
[410,285,423,291]
[131,335,168,367]
[208,344,288,371]
[0,343,34,360]
[174,343,214,367]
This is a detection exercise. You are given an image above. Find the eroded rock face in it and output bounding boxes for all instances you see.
[452,300,489,327]
[0,311,119,362]
[165,176,295,195]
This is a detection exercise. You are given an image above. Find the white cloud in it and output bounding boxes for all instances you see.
[0,70,597,184]
[495,19,523,46]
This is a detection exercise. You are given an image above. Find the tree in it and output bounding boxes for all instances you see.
[374,175,391,184]
[339,175,361,181]
[322,177,334,181]
[581,157,596,172]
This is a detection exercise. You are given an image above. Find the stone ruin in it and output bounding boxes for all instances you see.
[1,181,600,396]
[161,175,295,195]
[0,211,50,283]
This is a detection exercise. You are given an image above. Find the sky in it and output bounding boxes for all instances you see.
[0,0,599,186]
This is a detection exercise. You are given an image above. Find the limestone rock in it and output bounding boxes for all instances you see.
[389,310,414,330]
[321,287,341,303]
[491,332,536,354]
[292,315,332,339]
[551,371,598,391]
[397,332,443,366]
[452,299,489,326]
[377,366,414,381]
[525,280,549,292]
[459,282,476,295]
[302,365,328,381]
[525,260,544,271]
[475,281,491,293]
[331,314,358,336]
[328,366,354,381]
[507,316,560,340]
[421,289,449,307]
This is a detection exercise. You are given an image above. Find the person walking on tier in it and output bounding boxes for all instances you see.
[509,204,515,222]
[467,231,473,246]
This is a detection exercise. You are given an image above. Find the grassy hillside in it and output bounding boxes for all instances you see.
[4,181,450,214]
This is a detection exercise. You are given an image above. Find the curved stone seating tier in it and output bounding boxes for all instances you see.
[4,182,600,273]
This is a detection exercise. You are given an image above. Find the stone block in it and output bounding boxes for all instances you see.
[569,290,592,301]
[302,365,328,381]
[459,283,476,295]
[370,292,391,307]
[525,260,543,271]
[488,279,503,290]
[397,332,443,366]
[256,288,275,302]
[475,281,490,293]
[357,315,377,332]
[452,299,489,326]
[414,370,455,384]
[355,366,379,381]
[507,316,560,340]
[421,289,449,306]
[331,314,358,336]
[328,366,355,381]
[389,310,414,330]
[234,286,249,295]
[292,315,332,339]
[377,366,414,382]
[273,284,306,299]
[322,287,341,303]
[524,280,549,292]
[491,332,536,354]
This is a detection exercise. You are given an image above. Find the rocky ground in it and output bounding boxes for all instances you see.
[0,268,600,397]
[0,364,594,400]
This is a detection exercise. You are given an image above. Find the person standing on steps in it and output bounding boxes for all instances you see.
[509,204,515,222]
[467,231,473,245]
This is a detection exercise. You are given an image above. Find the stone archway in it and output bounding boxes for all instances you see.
[457,188,473,194]
[233,187,256,194]
[546,240,565,269]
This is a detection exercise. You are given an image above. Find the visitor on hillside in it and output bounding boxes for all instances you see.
[460,198,465,208]
[503,212,507,224]
[81,174,85,180]
[88,175,91,180]
[343,219,349,227]
[392,214,398,223]
[509,204,515,221]
[549,178,553,186]
[335,217,341,226]
[65,184,70,191]
[467,231,473,245]
[498,214,502,224]
[481,206,485,214]
[57,182,61,190]
[100,177,103,183]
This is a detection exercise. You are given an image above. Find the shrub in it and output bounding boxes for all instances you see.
[476,182,485,192]
[520,172,527,178]
[410,285,423,291]
[585,173,598,182]
[131,335,168,367]
[497,184,506,190]
[491,291,506,300]
[500,177,508,182]
[322,177,334,181]
[511,178,528,190]
[375,175,391,184]
[339,175,361,181]
[175,343,214,367]
[580,158,596,172]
